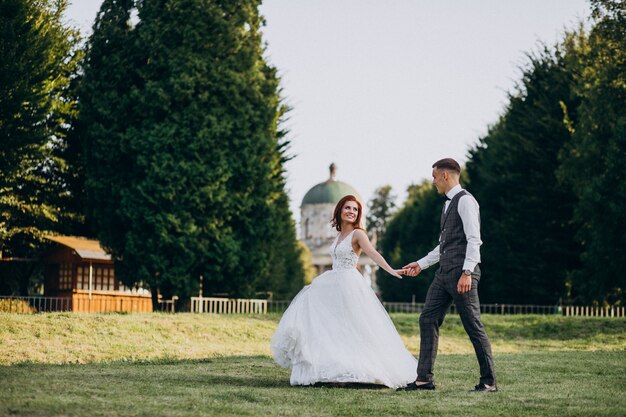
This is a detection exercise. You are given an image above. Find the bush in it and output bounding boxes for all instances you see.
[0,298,36,313]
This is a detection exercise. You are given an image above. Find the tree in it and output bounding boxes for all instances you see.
[465,42,582,305]
[557,0,626,306]
[0,0,82,295]
[377,181,442,302]
[366,185,397,242]
[376,1,624,307]
[258,193,308,300]
[79,0,303,306]
[297,240,317,286]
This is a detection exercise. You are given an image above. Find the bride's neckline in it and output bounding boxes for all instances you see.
[336,229,356,247]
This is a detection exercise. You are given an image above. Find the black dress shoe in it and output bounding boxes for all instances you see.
[471,383,497,392]
[396,381,436,391]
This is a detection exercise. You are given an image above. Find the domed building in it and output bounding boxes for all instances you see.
[300,163,378,292]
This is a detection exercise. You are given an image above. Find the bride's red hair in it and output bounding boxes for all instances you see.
[331,195,363,232]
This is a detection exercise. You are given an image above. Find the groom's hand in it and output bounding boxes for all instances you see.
[402,262,422,277]
[457,274,472,294]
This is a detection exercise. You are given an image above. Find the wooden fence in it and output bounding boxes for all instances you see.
[563,305,625,317]
[72,291,152,313]
[190,297,267,314]
[157,296,179,313]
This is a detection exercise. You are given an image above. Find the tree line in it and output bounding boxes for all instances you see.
[376,0,625,307]
[2,0,623,308]
[0,0,305,306]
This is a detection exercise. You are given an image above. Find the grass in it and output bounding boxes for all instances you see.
[2,353,625,417]
[394,313,626,353]
[0,313,277,365]
[1,313,625,416]
[1,313,623,365]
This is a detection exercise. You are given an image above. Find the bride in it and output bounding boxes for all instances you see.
[270,195,417,388]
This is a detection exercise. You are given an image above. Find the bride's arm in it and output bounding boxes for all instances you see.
[353,229,403,279]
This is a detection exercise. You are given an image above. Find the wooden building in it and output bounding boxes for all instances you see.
[43,235,152,312]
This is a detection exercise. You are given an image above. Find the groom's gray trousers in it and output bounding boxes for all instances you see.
[416,264,496,385]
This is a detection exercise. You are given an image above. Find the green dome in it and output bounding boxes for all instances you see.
[301,179,361,206]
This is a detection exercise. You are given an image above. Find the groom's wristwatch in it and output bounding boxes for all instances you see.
[462,269,472,276]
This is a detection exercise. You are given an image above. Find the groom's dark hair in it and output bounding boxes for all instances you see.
[432,158,461,174]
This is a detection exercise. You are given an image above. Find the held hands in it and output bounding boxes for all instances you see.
[401,262,422,277]
[397,260,473,293]
[386,262,422,279]
[390,269,404,279]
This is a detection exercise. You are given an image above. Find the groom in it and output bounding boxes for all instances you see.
[399,158,496,392]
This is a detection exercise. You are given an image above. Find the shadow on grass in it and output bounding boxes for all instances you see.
[141,357,390,390]
[2,355,396,390]
[310,382,389,390]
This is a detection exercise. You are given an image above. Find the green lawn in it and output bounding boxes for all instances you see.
[1,313,625,416]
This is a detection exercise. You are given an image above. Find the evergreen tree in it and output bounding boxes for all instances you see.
[466,44,582,305]
[366,185,397,242]
[261,193,307,300]
[78,0,141,294]
[297,240,317,286]
[0,0,82,295]
[79,0,303,306]
[557,0,626,306]
[376,1,625,307]
[377,181,441,302]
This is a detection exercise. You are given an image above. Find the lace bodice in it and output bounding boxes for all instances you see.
[330,229,359,270]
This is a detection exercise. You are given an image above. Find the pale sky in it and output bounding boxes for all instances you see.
[64,0,590,227]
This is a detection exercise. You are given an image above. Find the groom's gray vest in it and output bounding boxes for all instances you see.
[439,190,473,269]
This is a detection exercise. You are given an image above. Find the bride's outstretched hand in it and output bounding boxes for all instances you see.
[392,269,405,279]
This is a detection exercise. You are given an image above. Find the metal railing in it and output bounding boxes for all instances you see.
[267,300,291,313]
[1,295,623,317]
[266,300,625,317]
[0,296,72,313]
[382,302,562,315]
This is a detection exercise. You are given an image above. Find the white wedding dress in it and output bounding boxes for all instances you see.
[270,229,417,388]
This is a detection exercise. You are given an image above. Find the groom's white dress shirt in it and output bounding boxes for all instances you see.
[416,184,482,272]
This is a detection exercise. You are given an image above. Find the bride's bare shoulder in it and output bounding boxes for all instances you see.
[352,228,368,240]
